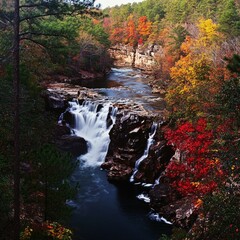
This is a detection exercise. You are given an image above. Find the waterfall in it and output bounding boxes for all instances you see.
[66,100,117,167]
[148,212,172,225]
[136,193,150,203]
[130,122,158,182]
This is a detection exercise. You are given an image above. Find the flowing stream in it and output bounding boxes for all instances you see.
[65,68,171,240]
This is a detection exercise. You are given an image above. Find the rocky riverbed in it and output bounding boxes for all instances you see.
[44,81,200,233]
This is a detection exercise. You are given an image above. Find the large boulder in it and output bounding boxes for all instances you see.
[56,135,88,157]
[42,90,68,112]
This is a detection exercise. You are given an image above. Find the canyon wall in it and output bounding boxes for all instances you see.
[109,44,163,70]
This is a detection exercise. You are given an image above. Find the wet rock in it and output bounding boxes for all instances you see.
[128,131,174,184]
[61,111,75,129]
[56,135,88,157]
[44,83,102,103]
[156,196,199,229]
[149,184,179,210]
[103,112,154,181]
[42,90,68,112]
[106,112,113,128]
[54,125,71,139]
[103,108,174,184]
[104,162,133,182]
[97,104,103,112]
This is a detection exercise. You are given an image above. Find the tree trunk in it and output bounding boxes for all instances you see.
[131,43,138,67]
[13,0,20,239]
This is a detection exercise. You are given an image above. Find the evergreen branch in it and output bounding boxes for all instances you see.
[20,31,68,38]
[19,3,46,9]
[20,37,48,49]
[19,8,91,22]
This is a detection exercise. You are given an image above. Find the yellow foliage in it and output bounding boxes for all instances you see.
[167,18,223,117]
[197,19,219,47]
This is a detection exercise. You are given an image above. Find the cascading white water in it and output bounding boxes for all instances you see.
[67,100,117,167]
[148,212,172,225]
[137,193,151,203]
[130,122,158,182]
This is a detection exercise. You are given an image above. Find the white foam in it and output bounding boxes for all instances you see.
[67,100,117,167]
[148,213,173,225]
[137,194,150,203]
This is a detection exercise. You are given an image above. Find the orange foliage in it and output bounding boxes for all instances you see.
[125,15,138,46]
[109,15,152,46]
[92,19,100,25]
[180,35,192,55]
[137,16,152,39]
[153,27,180,79]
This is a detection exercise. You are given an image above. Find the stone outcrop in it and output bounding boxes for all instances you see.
[154,195,200,229]
[109,44,161,70]
[42,83,101,112]
[42,89,68,112]
[102,112,154,181]
[102,109,174,185]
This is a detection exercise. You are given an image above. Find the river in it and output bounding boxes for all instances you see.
[66,68,171,240]
[79,67,166,113]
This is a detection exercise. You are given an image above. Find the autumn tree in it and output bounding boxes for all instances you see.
[125,14,138,46]
[166,19,223,119]
[165,118,223,196]
[187,55,240,240]
[137,16,152,44]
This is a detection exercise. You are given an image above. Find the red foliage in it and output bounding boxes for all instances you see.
[138,37,143,45]
[110,27,126,44]
[165,118,224,196]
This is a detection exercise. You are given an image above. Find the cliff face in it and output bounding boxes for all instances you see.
[109,44,162,70]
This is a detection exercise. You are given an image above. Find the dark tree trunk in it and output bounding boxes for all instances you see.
[13,0,20,239]
[131,43,138,67]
